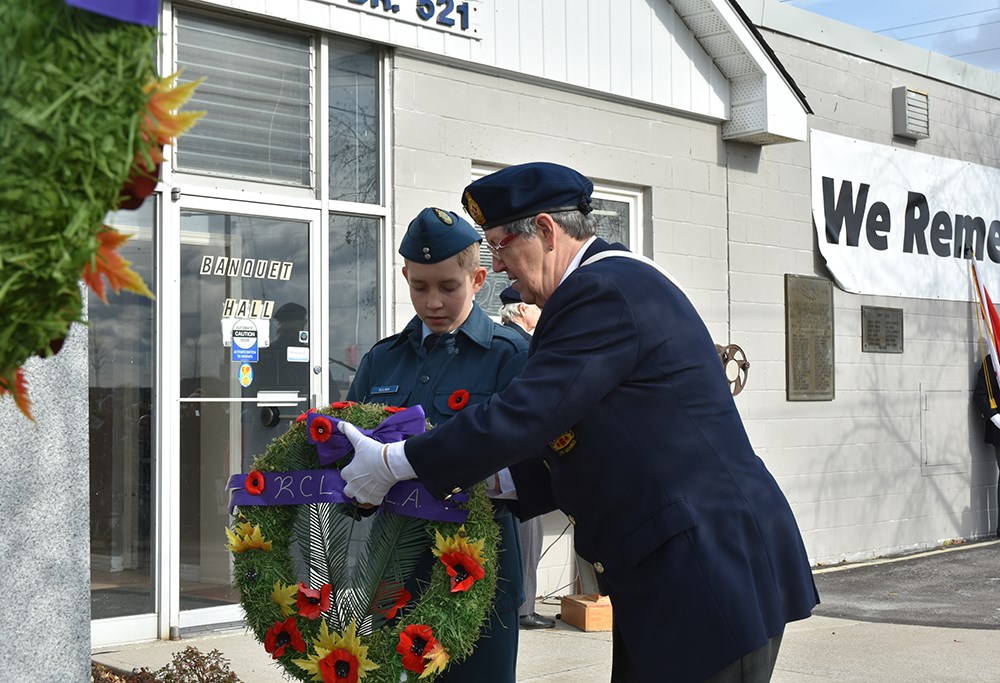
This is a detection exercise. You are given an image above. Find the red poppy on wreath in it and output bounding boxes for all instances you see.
[383,405,407,414]
[309,415,334,443]
[244,470,266,496]
[295,408,316,424]
[264,617,306,659]
[396,624,440,675]
[296,581,332,619]
[318,647,362,683]
[383,587,411,619]
[331,401,357,410]
[447,389,470,411]
[440,551,486,593]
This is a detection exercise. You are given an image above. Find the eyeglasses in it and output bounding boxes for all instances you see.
[486,232,520,259]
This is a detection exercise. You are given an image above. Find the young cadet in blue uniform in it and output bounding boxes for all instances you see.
[338,165,819,683]
[345,206,528,683]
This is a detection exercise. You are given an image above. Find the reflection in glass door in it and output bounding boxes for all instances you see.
[177,211,311,612]
[90,202,157,621]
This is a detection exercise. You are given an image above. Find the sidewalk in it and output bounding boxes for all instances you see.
[93,541,1000,682]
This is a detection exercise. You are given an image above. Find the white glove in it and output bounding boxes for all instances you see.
[990,414,1000,430]
[339,422,407,505]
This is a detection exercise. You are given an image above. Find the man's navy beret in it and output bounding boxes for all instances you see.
[499,286,521,305]
[461,162,594,229]
[399,207,482,263]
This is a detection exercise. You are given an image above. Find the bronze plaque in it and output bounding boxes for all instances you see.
[785,275,835,401]
[861,306,904,353]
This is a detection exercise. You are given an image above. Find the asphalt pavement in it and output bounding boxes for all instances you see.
[92,539,1000,682]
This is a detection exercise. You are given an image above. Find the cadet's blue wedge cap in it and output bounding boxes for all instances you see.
[399,207,482,263]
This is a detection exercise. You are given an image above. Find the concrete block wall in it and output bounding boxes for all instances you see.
[728,27,1000,564]
[390,53,730,340]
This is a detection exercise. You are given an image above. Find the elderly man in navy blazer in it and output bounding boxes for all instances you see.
[338,162,819,682]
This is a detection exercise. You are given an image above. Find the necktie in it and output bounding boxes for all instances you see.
[423,334,441,352]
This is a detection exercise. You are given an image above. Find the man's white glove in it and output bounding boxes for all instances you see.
[339,422,411,505]
[990,414,1000,430]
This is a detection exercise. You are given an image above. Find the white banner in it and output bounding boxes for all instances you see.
[811,130,1000,301]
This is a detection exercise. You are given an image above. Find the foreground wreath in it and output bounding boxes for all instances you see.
[227,402,500,682]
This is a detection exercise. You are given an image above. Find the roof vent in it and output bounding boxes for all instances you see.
[892,86,929,140]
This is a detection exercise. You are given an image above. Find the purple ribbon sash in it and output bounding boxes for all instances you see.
[307,405,428,467]
[65,0,159,26]
[227,471,468,523]
[228,405,469,522]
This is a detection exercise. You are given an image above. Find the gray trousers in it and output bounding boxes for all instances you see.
[518,516,543,616]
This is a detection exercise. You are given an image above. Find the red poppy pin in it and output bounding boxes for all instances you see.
[447,389,470,411]
[244,470,266,496]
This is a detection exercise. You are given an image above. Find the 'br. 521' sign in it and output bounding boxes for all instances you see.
[334,0,477,36]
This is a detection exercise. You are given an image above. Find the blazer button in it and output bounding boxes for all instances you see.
[420,375,430,384]
[593,561,605,574]
[567,515,576,526]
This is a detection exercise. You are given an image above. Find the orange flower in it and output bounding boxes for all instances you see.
[82,227,154,303]
[0,369,32,421]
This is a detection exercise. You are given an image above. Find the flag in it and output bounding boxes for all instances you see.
[971,258,1000,391]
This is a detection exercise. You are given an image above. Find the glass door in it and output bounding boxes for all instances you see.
[175,202,322,627]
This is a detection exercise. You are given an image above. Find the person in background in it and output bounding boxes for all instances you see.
[346,207,529,682]
[337,163,819,683]
[973,355,1000,538]
[498,286,554,630]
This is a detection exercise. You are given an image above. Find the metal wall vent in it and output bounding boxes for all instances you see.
[892,86,929,140]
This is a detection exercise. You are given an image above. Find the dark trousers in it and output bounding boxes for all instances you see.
[610,628,783,683]
[993,445,1000,536]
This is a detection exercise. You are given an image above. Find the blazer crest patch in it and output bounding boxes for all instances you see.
[549,429,577,456]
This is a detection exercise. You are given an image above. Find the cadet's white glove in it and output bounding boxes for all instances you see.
[991,414,1000,430]
[339,422,409,505]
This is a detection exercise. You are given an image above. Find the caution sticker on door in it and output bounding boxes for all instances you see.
[231,319,259,363]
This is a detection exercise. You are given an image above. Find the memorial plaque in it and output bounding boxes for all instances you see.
[785,275,835,401]
[861,306,904,353]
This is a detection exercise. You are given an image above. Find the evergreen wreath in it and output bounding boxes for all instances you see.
[227,402,500,683]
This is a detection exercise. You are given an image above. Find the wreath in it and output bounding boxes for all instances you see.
[0,0,202,419]
[226,402,500,683]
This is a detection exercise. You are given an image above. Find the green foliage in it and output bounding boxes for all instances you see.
[0,0,155,377]
[230,403,500,682]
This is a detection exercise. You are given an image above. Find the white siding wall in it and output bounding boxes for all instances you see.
[195,0,729,121]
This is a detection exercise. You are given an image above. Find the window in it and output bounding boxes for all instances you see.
[329,41,380,204]
[175,11,313,186]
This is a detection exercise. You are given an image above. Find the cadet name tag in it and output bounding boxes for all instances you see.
[371,385,399,395]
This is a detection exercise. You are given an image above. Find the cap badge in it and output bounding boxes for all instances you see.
[464,191,485,226]
[432,208,454,225]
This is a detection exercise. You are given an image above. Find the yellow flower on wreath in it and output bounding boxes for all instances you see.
[431,525,485,565]
[295,620,378,682]
[225,521,272,553]
[272,581,298,617]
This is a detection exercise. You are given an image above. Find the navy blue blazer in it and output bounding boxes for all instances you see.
[404,239,818,681]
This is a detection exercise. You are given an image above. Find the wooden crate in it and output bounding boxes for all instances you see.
[560,593,613,632]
